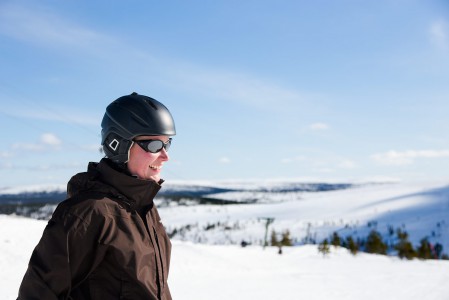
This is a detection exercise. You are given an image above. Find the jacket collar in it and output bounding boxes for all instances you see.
[93,158,162,211]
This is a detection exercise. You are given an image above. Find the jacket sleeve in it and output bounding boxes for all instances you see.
[17,206,108,300]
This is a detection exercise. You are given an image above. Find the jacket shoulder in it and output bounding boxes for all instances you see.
[52,192,131,228]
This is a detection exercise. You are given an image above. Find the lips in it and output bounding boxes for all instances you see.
[149,165,161,170]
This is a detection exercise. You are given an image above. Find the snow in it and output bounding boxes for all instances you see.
[170,242,449,300]
[2,180,449,299]
[159,181,449,250]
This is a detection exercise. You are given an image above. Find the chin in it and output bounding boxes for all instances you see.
[148,175,160,182]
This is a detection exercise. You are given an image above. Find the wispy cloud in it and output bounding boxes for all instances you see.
[313,167,334,173]
[218,157,231,164]
[371,149,449,166]
[281,155,356,173]
[308,122,329,131]
[281,156,306,164]
[429,19,449,51]
[11,143,45,152]
[0,105,100,128]
[163,65,312,111]
[0,3,114,53]
[0,162,13,170]
[337,159,357,169]
[80,144,102,153]
[0,3,318,113]
[0,151,13,158]
[12,133,62,152]
[40,133,61,146]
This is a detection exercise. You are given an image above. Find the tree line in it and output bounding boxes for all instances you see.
[316,228,448,260]
[269,226,448,260]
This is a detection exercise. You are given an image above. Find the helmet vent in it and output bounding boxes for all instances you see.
[144,98,158,110]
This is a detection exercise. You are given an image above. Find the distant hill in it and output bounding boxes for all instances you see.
[0,181,353,217]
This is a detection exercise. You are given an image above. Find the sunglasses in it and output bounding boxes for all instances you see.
[134,138,172,153]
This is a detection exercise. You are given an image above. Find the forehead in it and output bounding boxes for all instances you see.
[134,135,170,142]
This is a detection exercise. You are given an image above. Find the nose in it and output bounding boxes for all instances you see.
[159,147,169,161]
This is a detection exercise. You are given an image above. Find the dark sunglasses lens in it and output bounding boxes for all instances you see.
[164,140,171,152]
[146,140,164,153]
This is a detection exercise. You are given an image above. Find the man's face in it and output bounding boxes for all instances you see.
[127,135,170,183]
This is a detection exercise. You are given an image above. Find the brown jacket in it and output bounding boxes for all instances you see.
[18,159,172,300]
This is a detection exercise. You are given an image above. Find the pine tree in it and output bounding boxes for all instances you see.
[280,230,293,246]
[394,228,416,260]
[365,230,387,255]
[434,243,443,259]
[330,232,341,247]
[318,239,330,256]
[417,238,433,259]
[346,236,359,255]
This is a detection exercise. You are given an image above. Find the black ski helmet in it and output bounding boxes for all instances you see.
[101,92,176,163]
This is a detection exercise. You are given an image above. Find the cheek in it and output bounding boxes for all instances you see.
[129,152,157,171]
[145,154,159,167]
[127,147,144,174]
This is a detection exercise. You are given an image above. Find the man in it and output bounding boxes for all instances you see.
[18,92,176,300]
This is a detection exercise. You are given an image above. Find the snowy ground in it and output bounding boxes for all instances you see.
[2,181,449,299]
[1,215,449,300]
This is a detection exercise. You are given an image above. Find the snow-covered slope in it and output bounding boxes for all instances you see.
[1,214,449,300]
[159,181,449,253]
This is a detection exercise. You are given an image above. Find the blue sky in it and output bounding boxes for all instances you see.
[1,0,449,187]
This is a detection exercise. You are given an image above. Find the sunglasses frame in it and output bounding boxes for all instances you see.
[134,138,172,153]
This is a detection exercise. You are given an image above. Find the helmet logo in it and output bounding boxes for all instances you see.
[109,139,119,151]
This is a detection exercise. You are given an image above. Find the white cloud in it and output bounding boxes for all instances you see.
[371,149,449,166]
[218,157,231,164]
[281,156,306,164]
[40,133,61,146]
[11,133,62,152]
[309,122,329,130]
[430,20,449,50]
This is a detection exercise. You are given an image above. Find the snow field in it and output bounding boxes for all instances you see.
[2,215,449,300]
